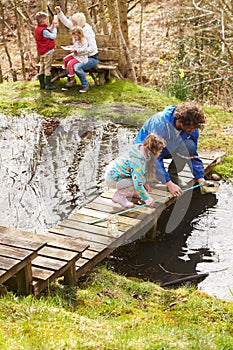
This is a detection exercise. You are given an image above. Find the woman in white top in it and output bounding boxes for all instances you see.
[55,6,98,92]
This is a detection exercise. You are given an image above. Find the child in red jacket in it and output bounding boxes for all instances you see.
[34,11,58,90]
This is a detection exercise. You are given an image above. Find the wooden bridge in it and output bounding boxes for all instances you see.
[0,152,223,295]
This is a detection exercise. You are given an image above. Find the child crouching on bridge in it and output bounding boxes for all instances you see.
[105,133,165,208]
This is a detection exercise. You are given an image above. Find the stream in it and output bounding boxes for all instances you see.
[0,113,232,301]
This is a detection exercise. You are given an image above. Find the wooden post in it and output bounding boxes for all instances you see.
[16,264,33,295]
[63,263,77,286]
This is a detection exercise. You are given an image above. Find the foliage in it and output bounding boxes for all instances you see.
[0,266,233,349]
[166,0,233,106]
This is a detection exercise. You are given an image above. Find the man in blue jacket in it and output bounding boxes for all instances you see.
[134,102,206,197]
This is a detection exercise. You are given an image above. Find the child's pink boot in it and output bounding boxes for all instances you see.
[112,189,134,208]
[132,191,141,199]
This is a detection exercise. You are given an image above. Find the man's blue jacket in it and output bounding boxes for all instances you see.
[133,105,204,183]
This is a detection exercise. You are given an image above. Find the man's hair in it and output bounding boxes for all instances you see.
[35,11,48,24]
[174,102,205,129]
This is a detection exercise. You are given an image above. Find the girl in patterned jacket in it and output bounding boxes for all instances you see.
[105,134,165,208]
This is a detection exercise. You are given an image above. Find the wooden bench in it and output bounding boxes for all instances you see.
[0,226,89,295]
[51,34,120,85]
[0,236,45,295]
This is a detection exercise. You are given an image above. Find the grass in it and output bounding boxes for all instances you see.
[0,266,233,349]
[0,78,233,349]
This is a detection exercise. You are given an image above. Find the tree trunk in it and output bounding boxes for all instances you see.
[117,0,129,46]
[76,0,97,33]
[106,0,136,81]
[12,0,26,79]
[0,63,3,83]
[0,0,17,81]
[98,0,109,34]
[139,0,143,84]
[40,0,47,13]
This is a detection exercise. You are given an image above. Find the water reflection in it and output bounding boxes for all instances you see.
[0,114,135,233]
[187,182,233,301]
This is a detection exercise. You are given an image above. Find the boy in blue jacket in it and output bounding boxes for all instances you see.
[134,102,206,197]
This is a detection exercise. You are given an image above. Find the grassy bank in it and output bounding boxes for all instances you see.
[0,266,233,350]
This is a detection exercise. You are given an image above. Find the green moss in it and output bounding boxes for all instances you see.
[214,151,233,180]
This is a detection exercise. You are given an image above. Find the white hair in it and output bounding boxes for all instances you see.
[71,13,86,27]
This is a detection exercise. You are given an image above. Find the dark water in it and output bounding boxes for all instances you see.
[0,114,232,300]
[107,183,233,301]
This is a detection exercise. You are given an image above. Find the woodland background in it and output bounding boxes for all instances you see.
[1,0,233,107]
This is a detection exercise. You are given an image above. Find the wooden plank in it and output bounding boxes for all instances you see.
[65,213,133,232]
[51,225,116,245]
[0,235,45,251]
[95,64,117,70]
[61,219,120,235]
[32,256,67,271]
[75,207,164,279]
[100,190,170,203]
[0,226,88,253]
[98,49,119,61]
[31,267,54,280]
[68,212,136,232]
[38,246,79,261]
[81,249,99,260]
[48,227,109,251]
[0,256,21,270]
[0,244,35,260]
[85,201,155,220]
[32,251,82,282]
[72,207,141,226]
[76,258,90,268]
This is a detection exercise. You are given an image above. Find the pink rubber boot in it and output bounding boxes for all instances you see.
[112,189,134,208]
[132,190,141,199]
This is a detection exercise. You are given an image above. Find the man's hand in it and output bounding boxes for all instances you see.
[196,178,206,186]
[166,180,183,197]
